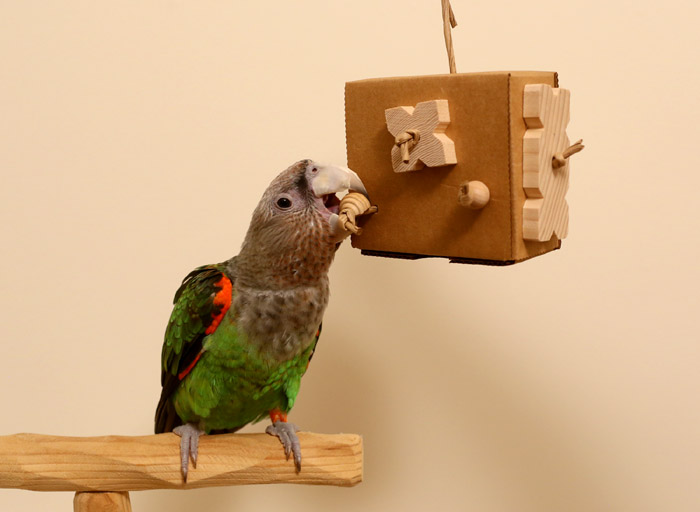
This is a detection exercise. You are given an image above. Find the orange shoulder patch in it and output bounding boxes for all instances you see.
[205,275,232,335]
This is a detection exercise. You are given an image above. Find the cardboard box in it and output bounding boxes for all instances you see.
[345,71,562,265]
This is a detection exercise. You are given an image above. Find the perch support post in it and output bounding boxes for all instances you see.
[74,492,132,512]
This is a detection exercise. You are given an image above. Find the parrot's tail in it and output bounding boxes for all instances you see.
[154,386,184,434]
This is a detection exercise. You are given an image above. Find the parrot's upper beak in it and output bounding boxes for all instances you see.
[309,163,369,201]
[306,162,370,241]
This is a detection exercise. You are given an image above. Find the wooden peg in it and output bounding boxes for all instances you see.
[552,139,584,169]
[395,129,420,163]
[385,99,457,172]
[458,181,490,209]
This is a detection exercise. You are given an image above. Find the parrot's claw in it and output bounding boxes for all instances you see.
[266,421,302,472]
[173,423,205,482]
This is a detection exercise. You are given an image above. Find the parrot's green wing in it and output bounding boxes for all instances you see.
[154,263,233,433]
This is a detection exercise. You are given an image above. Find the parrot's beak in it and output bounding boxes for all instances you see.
[307,162,370,242]
[310,163,369,200]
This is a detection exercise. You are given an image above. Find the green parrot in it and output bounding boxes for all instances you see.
[154,159,368,481]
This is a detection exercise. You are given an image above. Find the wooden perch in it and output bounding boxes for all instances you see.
[0,432,362,492]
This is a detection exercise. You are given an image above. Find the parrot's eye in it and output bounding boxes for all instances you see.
[276,197,292,209]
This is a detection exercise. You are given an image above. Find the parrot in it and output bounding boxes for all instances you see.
[154,159,368,481]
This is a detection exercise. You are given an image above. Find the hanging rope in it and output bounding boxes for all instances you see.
[441,0,458,73]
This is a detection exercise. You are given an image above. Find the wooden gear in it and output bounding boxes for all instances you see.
[522,83,583,241]
[385,100,457,173]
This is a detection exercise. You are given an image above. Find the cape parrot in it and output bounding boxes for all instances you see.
[154,159,368,481]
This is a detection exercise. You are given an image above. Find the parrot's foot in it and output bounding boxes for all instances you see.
[173,423,205,482]
[266,421,302,472]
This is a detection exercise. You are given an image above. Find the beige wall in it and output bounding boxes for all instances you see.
[2,1,699,511]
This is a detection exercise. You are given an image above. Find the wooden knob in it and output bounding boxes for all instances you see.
[458,181,490,209]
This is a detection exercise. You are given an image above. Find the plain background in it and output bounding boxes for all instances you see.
[2,1,699,511]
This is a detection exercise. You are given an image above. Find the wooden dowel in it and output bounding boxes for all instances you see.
[0,432,362,491]
[552,139,584,169]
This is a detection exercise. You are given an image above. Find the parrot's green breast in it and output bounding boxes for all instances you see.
[172,311,314,432]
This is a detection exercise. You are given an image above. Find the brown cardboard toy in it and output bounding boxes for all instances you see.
[345,71,579,265]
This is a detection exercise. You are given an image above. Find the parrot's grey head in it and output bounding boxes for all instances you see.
[237,159,368,287]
